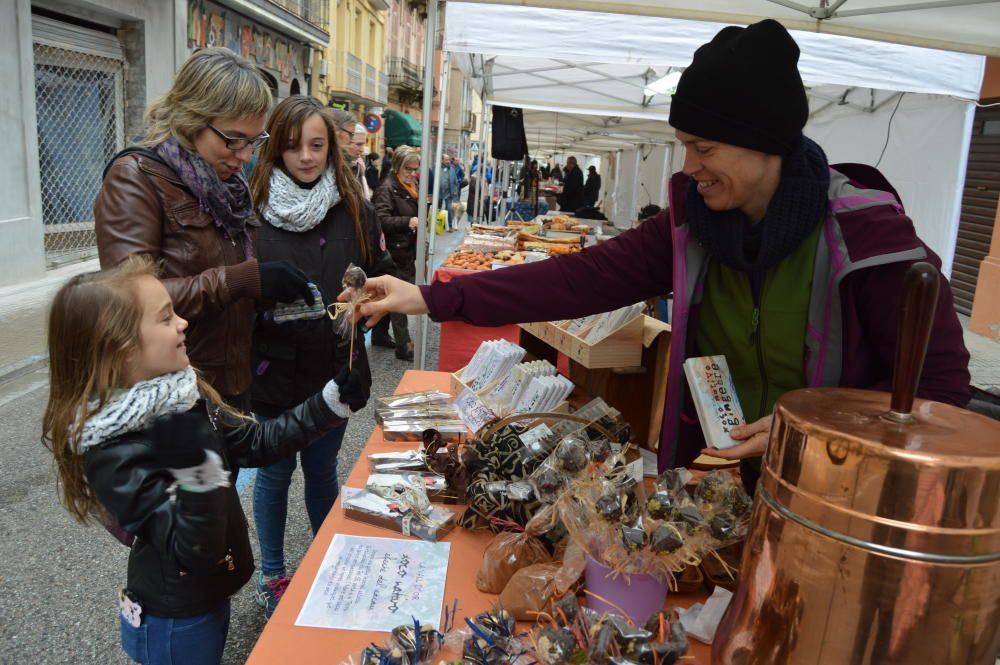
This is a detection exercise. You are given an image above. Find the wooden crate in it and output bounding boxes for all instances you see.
[519,314,645,369]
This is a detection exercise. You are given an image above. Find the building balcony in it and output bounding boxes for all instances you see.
[386,56,423,94]
[345,52,363,94]
[462,110,476,132]
[268,0,328,31]
[364,63,377,100]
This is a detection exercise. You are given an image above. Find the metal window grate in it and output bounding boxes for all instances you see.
[33,43,124,267]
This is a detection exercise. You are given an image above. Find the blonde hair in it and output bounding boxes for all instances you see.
[141,47,272,150]
[392,145,421,174]
[42,255,242,524]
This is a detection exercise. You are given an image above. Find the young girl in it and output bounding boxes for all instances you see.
[247,96,395,619]
[41,256,366,665]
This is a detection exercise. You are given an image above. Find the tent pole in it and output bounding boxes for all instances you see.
[659,144,671,208]
[418,50,451,370]
[630,147,642,227]
[413,0,439,371]
[474,95,488,222]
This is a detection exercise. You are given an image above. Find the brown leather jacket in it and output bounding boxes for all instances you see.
[94,153,261,396]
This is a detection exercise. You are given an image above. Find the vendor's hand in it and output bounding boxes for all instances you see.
[408,217,419,231]
[701,415,773,460]
[336,275,429,327]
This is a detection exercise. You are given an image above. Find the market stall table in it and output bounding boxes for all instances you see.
[247,370,714,664]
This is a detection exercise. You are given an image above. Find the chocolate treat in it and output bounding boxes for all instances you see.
[645,491,677,520]
[650,523,685,554]
[587,438,613,463]
[621,489,642,522]
[535,627,578,665]
[694,472,727,505]
[391,623,441,660]
[531,467,566,502]
[359,646,382,665]
[709,513,737,541]
[643,608,687,645]
[596,493,624,522]
[342,263,367,289]
[634,641,684,665]
[621,518,648,552]
[588,621,616,665]
[608,617,653,657]
[656,469,686,493]
[476,609,516,639]
[721,484,753,517]
[553,593,581,627]
[555,436,590,473]
[677,501,704,529]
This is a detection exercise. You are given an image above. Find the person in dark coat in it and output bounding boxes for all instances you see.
[248,96,395,617]
[370,146,421,360]
[557,156,586,212]
[343,20,972,499]
[584,165,602,207]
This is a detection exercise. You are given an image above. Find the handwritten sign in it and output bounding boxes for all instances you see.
[295,534,450,631]
[453,388,497,434]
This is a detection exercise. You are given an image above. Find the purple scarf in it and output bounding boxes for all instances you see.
[156,137,257,259]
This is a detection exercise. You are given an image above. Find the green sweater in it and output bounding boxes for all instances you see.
[696,224,821,425]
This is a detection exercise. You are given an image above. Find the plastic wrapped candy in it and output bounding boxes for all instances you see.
[529,464,568,504]
[534,627,577,665]
[620,517,648,553]
[333,263,368,337]
[499,562,567,621]
[650,523,686,554]
[555,436,590,473]
[596,492,624,522]
[645,491,677,521]
[475,529,552,593]
[655,468,690,494]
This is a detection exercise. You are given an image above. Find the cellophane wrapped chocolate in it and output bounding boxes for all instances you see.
[341,487,455,541]
[554,465,750,586]
[475,506,557,594]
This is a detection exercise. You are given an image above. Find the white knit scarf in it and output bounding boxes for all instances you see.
[78,366,200,452]
[262,166,341,232]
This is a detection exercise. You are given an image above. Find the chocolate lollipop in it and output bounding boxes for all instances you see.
[342,263,367,289]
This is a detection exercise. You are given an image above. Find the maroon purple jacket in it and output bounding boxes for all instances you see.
[422,166,971,470]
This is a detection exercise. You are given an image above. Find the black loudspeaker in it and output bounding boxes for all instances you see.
[491,106,528,161]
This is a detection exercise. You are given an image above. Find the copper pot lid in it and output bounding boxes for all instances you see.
[760,264,1000,563]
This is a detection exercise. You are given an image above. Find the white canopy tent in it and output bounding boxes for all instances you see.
[443,1,987,274]
[410,0,994,368]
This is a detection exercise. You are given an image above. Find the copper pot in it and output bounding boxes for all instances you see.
[713,264,1000,664]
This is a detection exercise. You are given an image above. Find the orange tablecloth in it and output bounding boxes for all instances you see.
[247,370,713,664]
[432,268,521,373]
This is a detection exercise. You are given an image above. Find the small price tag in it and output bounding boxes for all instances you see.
[453,388,497,434]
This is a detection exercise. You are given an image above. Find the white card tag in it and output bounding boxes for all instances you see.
[453,388,497,434]
[118,589,142,628]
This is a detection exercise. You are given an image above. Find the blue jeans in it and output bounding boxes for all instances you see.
[252,422,347,577]
[443,197,454,228]
[119,600,230,665]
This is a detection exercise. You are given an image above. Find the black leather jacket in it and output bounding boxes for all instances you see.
[83,394,338,618]
[252,199,395,416]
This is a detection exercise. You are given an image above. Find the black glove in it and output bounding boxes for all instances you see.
[260,261,314,305]
[334,367,369,412]
[150,412,213,470]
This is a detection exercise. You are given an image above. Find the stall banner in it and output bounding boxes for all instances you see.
[295,534,450,631]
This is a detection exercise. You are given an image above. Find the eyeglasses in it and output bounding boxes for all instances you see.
[207,124,269,152]
[401,166,420,174]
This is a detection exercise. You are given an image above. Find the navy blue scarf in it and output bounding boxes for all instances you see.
[686,136,830,275]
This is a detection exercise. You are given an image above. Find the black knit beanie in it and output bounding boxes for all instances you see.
[669,19,808,155]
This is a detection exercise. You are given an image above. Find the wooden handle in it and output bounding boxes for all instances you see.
[887,261,940,422]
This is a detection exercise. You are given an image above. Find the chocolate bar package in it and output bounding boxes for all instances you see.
[375,390,452,410]
[366,472,458,503]
[382,419,468,443]
[341,487,456,541]
[367,450,431,473]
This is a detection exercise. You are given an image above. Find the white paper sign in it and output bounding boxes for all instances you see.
[453,388,497,433]
[295,534,451,631]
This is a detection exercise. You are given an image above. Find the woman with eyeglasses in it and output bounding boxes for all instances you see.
[95,48,314,409]
[369,146,421,360]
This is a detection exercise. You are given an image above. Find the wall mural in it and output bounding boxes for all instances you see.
[187,0,301,83]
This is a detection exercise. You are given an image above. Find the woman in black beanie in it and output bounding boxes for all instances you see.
[341,19,971,494]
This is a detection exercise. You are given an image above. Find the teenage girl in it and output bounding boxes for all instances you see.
[247,95,394,618]
[41,256,366,665]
